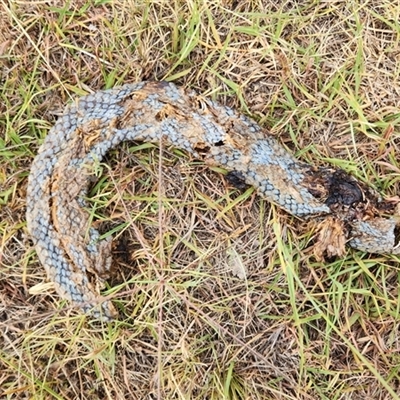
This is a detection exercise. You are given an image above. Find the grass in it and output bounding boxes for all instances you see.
[1,0,400,398]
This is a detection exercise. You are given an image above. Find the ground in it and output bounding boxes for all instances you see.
[1,1,400,399]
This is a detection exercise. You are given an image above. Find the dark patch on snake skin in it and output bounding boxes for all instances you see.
[394,225,400,245]
[225,171,249,190]
[325,170,364,207]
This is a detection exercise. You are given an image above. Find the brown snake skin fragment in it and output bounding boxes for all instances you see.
[26,81,400,320]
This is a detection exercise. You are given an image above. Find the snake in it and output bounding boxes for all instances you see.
[26,81,400,320]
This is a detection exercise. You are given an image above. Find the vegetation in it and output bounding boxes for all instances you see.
[1,0,400,398]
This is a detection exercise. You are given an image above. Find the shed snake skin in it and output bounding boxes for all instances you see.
[26,81,400,320]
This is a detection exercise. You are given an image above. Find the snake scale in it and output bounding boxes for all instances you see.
[26,81,400,320]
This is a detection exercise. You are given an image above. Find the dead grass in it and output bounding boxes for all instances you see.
[1,0,400,399]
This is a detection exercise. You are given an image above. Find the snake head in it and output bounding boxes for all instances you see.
[348,216,400,255]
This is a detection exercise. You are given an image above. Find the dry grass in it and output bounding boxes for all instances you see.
[1,0,400,399]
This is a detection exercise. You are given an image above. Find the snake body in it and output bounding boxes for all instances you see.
[26,81,400,319]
